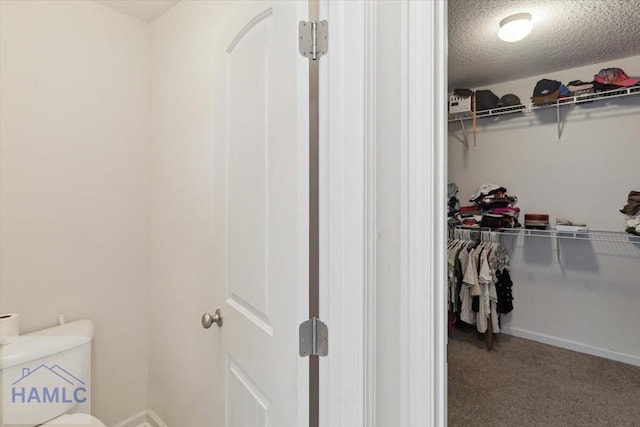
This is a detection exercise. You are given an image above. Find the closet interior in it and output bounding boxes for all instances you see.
[446,1,640,425]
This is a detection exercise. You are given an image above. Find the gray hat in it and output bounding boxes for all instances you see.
[497,94,522,107]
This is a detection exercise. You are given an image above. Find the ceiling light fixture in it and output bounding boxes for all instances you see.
[498,13,533,42]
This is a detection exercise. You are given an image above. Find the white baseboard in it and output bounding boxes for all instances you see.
[111,410,149,427]
[501,326,640,367]
[147,410,169,427]
[110,410,167,427]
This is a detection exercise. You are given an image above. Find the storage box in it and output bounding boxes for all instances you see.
[449,94,472,118]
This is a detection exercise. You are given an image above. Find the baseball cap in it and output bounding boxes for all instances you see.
[593,68,640,87]
[497,94,522,107]
[532,79,561,105]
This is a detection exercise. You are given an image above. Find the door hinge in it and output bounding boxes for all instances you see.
[299,318,328,357]
[298,21,328,60]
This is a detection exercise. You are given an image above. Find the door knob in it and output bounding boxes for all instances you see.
[202,309,223,328]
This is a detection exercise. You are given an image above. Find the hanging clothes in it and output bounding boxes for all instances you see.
[495,269,514,314]
[447,228,514,335]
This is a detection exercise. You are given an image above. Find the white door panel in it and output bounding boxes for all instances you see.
[227,358,269,426]
[226,8,272,333]
[212,1,309,426]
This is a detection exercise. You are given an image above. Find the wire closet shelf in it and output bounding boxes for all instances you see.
[447,85,640,123]
[450,226,640,245]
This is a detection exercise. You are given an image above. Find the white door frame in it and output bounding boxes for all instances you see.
[400,1,448,426]
[318,1,448,426]
[317,1,369,425]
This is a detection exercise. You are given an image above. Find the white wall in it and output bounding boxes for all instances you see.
[148,1,231,425]
[449,55,640,364]
[0,1,150,424]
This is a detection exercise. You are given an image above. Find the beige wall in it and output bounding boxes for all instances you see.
[148,1,231,425]
[0,1,150,424]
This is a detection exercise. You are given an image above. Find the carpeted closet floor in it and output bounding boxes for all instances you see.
[448,329,640,427]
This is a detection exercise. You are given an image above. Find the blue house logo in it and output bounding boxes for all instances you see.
[11,364,88,404]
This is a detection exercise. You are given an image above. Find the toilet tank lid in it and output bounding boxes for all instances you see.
[0,320,93,370]
[25,319,93,339]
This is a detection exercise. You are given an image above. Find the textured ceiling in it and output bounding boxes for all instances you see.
[94,0,180,23]
[448,0,640,90]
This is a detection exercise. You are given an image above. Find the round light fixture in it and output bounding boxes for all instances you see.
[498,13,533,42]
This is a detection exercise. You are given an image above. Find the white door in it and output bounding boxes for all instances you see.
[210,1,309,426]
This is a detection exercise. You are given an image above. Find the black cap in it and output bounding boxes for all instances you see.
[532,79,561,105]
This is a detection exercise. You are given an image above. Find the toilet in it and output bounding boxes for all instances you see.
[0,320,106,427]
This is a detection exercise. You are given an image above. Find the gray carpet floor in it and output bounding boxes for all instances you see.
[448,329,640,427]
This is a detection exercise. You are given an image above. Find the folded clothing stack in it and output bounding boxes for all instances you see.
[469,183,521,229]
[620,191,640,236]
[459,205,482,227]
[448,183,461,226]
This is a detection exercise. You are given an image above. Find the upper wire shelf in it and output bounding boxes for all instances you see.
[447,86,640,123]
[447,86,640,146]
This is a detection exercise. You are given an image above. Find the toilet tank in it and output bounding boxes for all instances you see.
[0,320,93,427]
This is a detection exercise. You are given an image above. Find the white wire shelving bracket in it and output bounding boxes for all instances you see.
[448,86,640,146]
